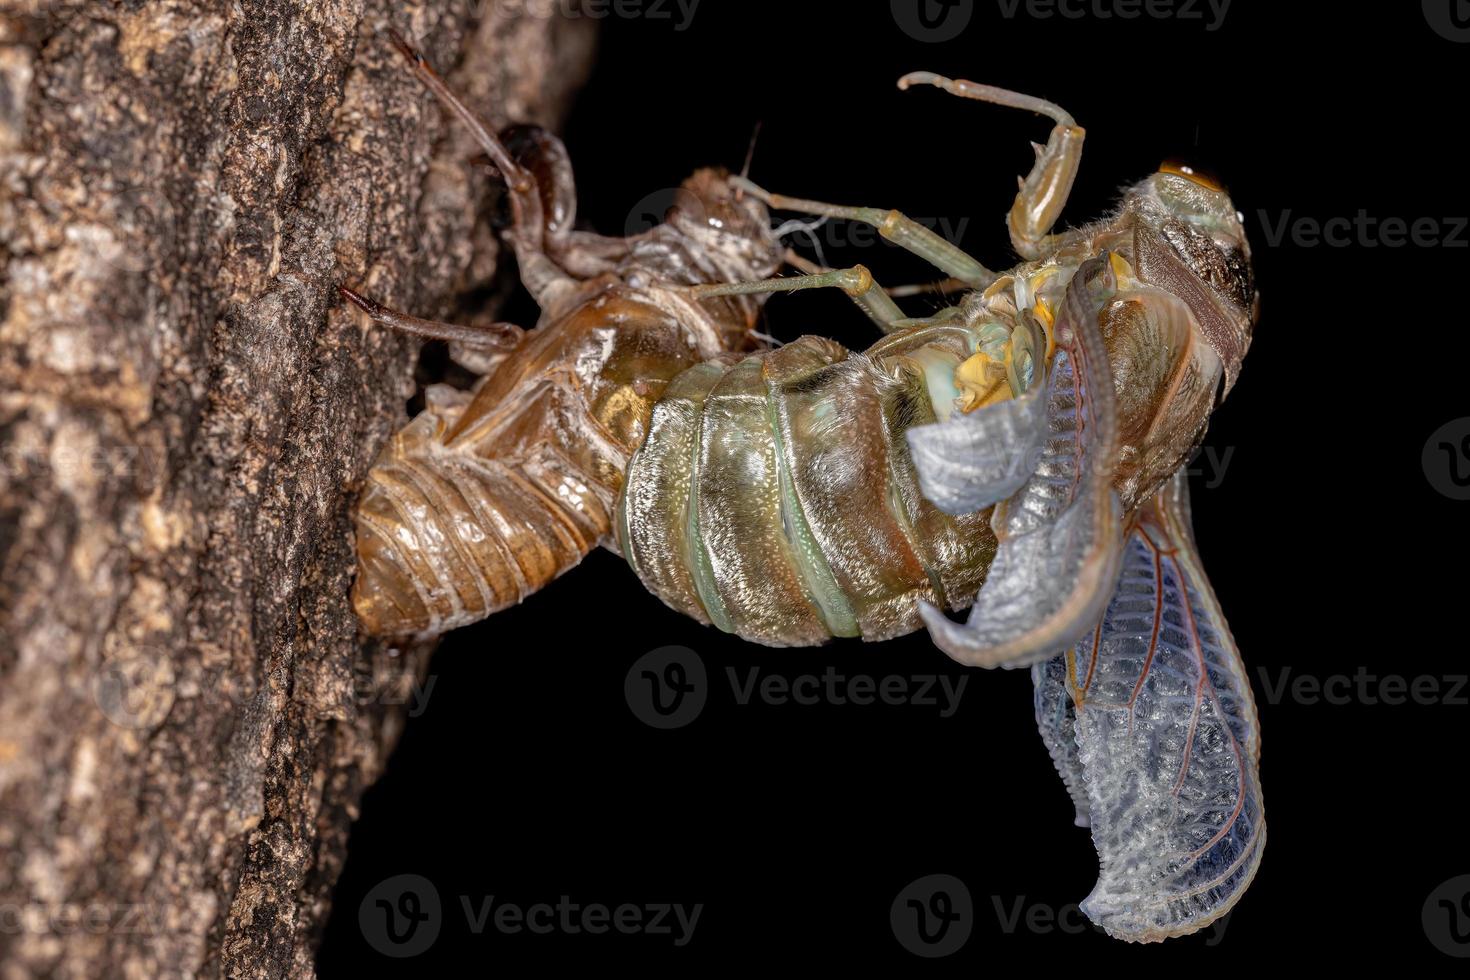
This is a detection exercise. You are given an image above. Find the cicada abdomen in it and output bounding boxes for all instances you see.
[617,319,1010,646]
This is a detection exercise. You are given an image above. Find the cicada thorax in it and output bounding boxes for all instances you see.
[1093,274,1221,512]
[1089,183,1255,513]
[617,320,1003,647]
[986,186,1252,519]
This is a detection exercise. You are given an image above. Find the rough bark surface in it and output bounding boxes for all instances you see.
[0,2,593,976]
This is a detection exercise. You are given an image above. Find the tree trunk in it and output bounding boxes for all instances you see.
[0,2,593,975]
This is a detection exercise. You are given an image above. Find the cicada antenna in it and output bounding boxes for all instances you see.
[736,120,763,201]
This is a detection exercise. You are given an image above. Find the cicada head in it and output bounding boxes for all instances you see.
[665,167,784,280]
[1077,167,1261,512]
[1124,167,1258,399]
[638,167,784,350]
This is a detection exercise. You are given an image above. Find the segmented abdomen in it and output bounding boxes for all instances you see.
[617,325,999,646]
[353,291,706,635]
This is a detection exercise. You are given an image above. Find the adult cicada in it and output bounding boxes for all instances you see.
[345,36,1263,943]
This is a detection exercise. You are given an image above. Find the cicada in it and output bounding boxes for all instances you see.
[345,37,1263,943]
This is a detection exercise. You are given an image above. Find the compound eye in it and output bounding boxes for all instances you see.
[1159,160,1225,192]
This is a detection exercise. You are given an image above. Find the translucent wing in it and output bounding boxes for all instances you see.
[916,255,1126,667]
[1032,655,1091,828]
[1057,470,1265,941]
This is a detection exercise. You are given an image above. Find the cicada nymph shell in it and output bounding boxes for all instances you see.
[347,37,784,636]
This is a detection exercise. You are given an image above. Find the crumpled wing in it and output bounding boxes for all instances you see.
[1057,471,1265,942]
[916,255,1125,667]
[905,327,1048,515]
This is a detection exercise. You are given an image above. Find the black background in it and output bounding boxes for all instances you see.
[319,1,1468,970]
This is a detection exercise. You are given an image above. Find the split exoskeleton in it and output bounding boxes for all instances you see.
[346,35,1263,943]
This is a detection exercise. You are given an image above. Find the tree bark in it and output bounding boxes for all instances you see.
[0,2,593,975]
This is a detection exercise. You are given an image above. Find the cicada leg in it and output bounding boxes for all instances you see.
[340,286,525,353]
[386,30,578,309]
[491,125,639,280]
[730,176,995,288]
[898,73,1085,261]
[783,250,968,303]
[687,264,908,332]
